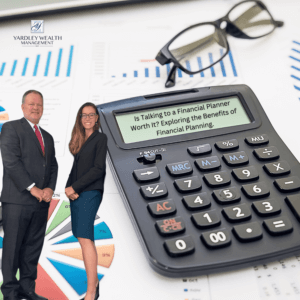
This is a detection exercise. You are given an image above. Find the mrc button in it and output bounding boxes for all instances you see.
[166,161,193,176]
[147,199,176,217]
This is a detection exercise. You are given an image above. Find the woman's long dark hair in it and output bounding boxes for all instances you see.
[69,102,100,155]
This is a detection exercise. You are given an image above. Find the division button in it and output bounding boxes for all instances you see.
[274,176,300,192]
[263,161,291,177]
[285,195,300,222]
[133,166,160,183]
[182,192,211,210]
[242,182,270,199]
[187,144,212,156]
[147,199,176,217]
[191,210,221,229]
[166,161,193,176]
[222,203,251,223]
[195,156,221,171]
[223,151,249,166]
[215,139,239,151]
[252,199,281,216]
[164,235,195,257]
[232,166,259,182]
[155,217,185,236]
[201,229,231,249]
[212,187,241,204]
[233,222,263,242]
[140,182,168,200]
[174,176,202,193]
[245,134,269,146]
[203,171,231,188]
[253,146,280,161]
[263,216,293,236]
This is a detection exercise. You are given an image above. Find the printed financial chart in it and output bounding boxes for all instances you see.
[0,197,115,300]
[289,40,300,100]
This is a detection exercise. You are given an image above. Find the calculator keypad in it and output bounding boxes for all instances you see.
[164,235,195,257]
[232,222,263,242]
[253,146,280,161]
[182,193,211,210]
[223,151,249,166]
[232,166,259,182]
[133,166,160,183]
[140,182,168,199]
[201,229,231,249]
[187,144,212,156]
[222,204,252,223]
[191,210,221,229]
[155,217,185,236]
[274,176,300,192]
[245,134,269,146]
[285,195,300,222]
[242,182,270,199]
[212,187,241,204]
[252,199,281,216]
[147,199,176,217]
[203,171,231,187]
[174,176,202,193]
[263,216,293,236]
[166,161,193,176]
[195,156,221,171]
[263,161,291,176]
[215,139,239,151]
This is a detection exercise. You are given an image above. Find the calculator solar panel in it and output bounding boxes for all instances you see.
[98,85,300,277]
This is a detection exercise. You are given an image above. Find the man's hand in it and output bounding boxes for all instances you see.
[30,186,44,202]
[42,188,54,202]
[69,193,79,201]
[65,186,76,198]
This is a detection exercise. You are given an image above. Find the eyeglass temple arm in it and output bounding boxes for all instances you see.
[165,64,178,88]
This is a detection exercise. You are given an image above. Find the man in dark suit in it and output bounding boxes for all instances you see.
[0,90,58,300]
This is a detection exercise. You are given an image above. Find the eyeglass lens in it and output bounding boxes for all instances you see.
[82,113,96,118]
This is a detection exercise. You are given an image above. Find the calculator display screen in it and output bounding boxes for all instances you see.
[115,96,251,144]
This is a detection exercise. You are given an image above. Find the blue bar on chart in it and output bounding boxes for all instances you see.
[55,49,63,77]
[292,66,300,72]
[219,49,226,77]
[294,85,300,91]
[156,66,160,78]
[0,63,6,76]
[44,51,52,76]
[292,48,300,54]
[208,53,215,77]
[293,41,300,46]
[123,73,127,77]
[166,64,171,75]
[177,68,182,78]
[145,68,149,77]
[22,58,29,76]
[197,57,204,77]
[185,61,193,77]
[291,75,300,81]
[33,55,40,76]
[11,60,17,76]
[66,45,74,77]
[290,56,300,63]
[228,50,237,77]
[134,71,138,77]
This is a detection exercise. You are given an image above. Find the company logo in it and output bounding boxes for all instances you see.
[31,20,44,33]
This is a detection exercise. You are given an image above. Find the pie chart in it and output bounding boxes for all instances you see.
[0,106,9,133]
[0,198,115,299]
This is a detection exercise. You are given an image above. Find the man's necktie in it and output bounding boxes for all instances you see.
[34,124,45,155]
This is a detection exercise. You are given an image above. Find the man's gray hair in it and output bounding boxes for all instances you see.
[22,90,44,104]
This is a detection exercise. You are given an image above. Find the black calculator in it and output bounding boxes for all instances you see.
[97,85,300,277]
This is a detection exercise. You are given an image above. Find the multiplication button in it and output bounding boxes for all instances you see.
[155,217,185,236]
[166,161,193,176]
[182,192,211,210]
[215,139,239,151]
[233,222,263,242]
[187,144,212,156]
[263,161,291,176]
[164,236,195,257]
[195,156,221,171]
[147,199,176,217]
[140,182,168,200]
[253,146,279,161]
[263,216,293,236]
[201,229,231,249]
[274,176,300,192]
[174,176,202,193]
[133,166,160,183]
[245,134,269,146]
[223,151,249,166]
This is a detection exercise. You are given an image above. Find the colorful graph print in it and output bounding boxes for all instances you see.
[0,106,9,133]
[289,40,300,100]
[0,198,114,300]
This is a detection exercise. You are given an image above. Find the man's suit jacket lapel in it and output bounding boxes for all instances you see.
[75,131,97,161]
[21,118,45,158]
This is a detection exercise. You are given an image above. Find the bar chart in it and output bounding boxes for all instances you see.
[289,40,300,100]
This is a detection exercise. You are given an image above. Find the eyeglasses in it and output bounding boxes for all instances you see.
[155,0,283,88]
[81,113,97,119]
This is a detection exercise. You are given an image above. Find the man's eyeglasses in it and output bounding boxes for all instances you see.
[81,113,97,119]
[155,0,283,88]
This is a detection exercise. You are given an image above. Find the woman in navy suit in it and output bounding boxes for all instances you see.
[65,102,107,300]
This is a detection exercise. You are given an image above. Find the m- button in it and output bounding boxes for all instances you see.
[166,161,193,176]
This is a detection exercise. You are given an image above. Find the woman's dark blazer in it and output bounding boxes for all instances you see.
[66,131,107,194]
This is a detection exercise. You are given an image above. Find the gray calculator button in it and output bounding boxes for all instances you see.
[140,182,168,200]
[195,156,221,171]
[187,144,212,156]
[232,166,259,182]
[182,192,211,210]
[215,139,239,151]
[245,134,269,146]
[222,203,251,223]
[203,171,231,188]
[155,216,185,236]
[166,161,193,176]
[263,216,293,236]
[274,176,300,192]
[263,161,291,176]
[233,222,263,242]
[147,199,176,217]
[164,235,195,257]
[201,229,231,249]
[174,176,202,193]
[212,187,241,204]
[254,146,280,161]
[191,210,221,229]
[286,195,300,222]
[133,167,160,183]
[223,151,249,166]
[242,182,270,199]
[252,199,281,216]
